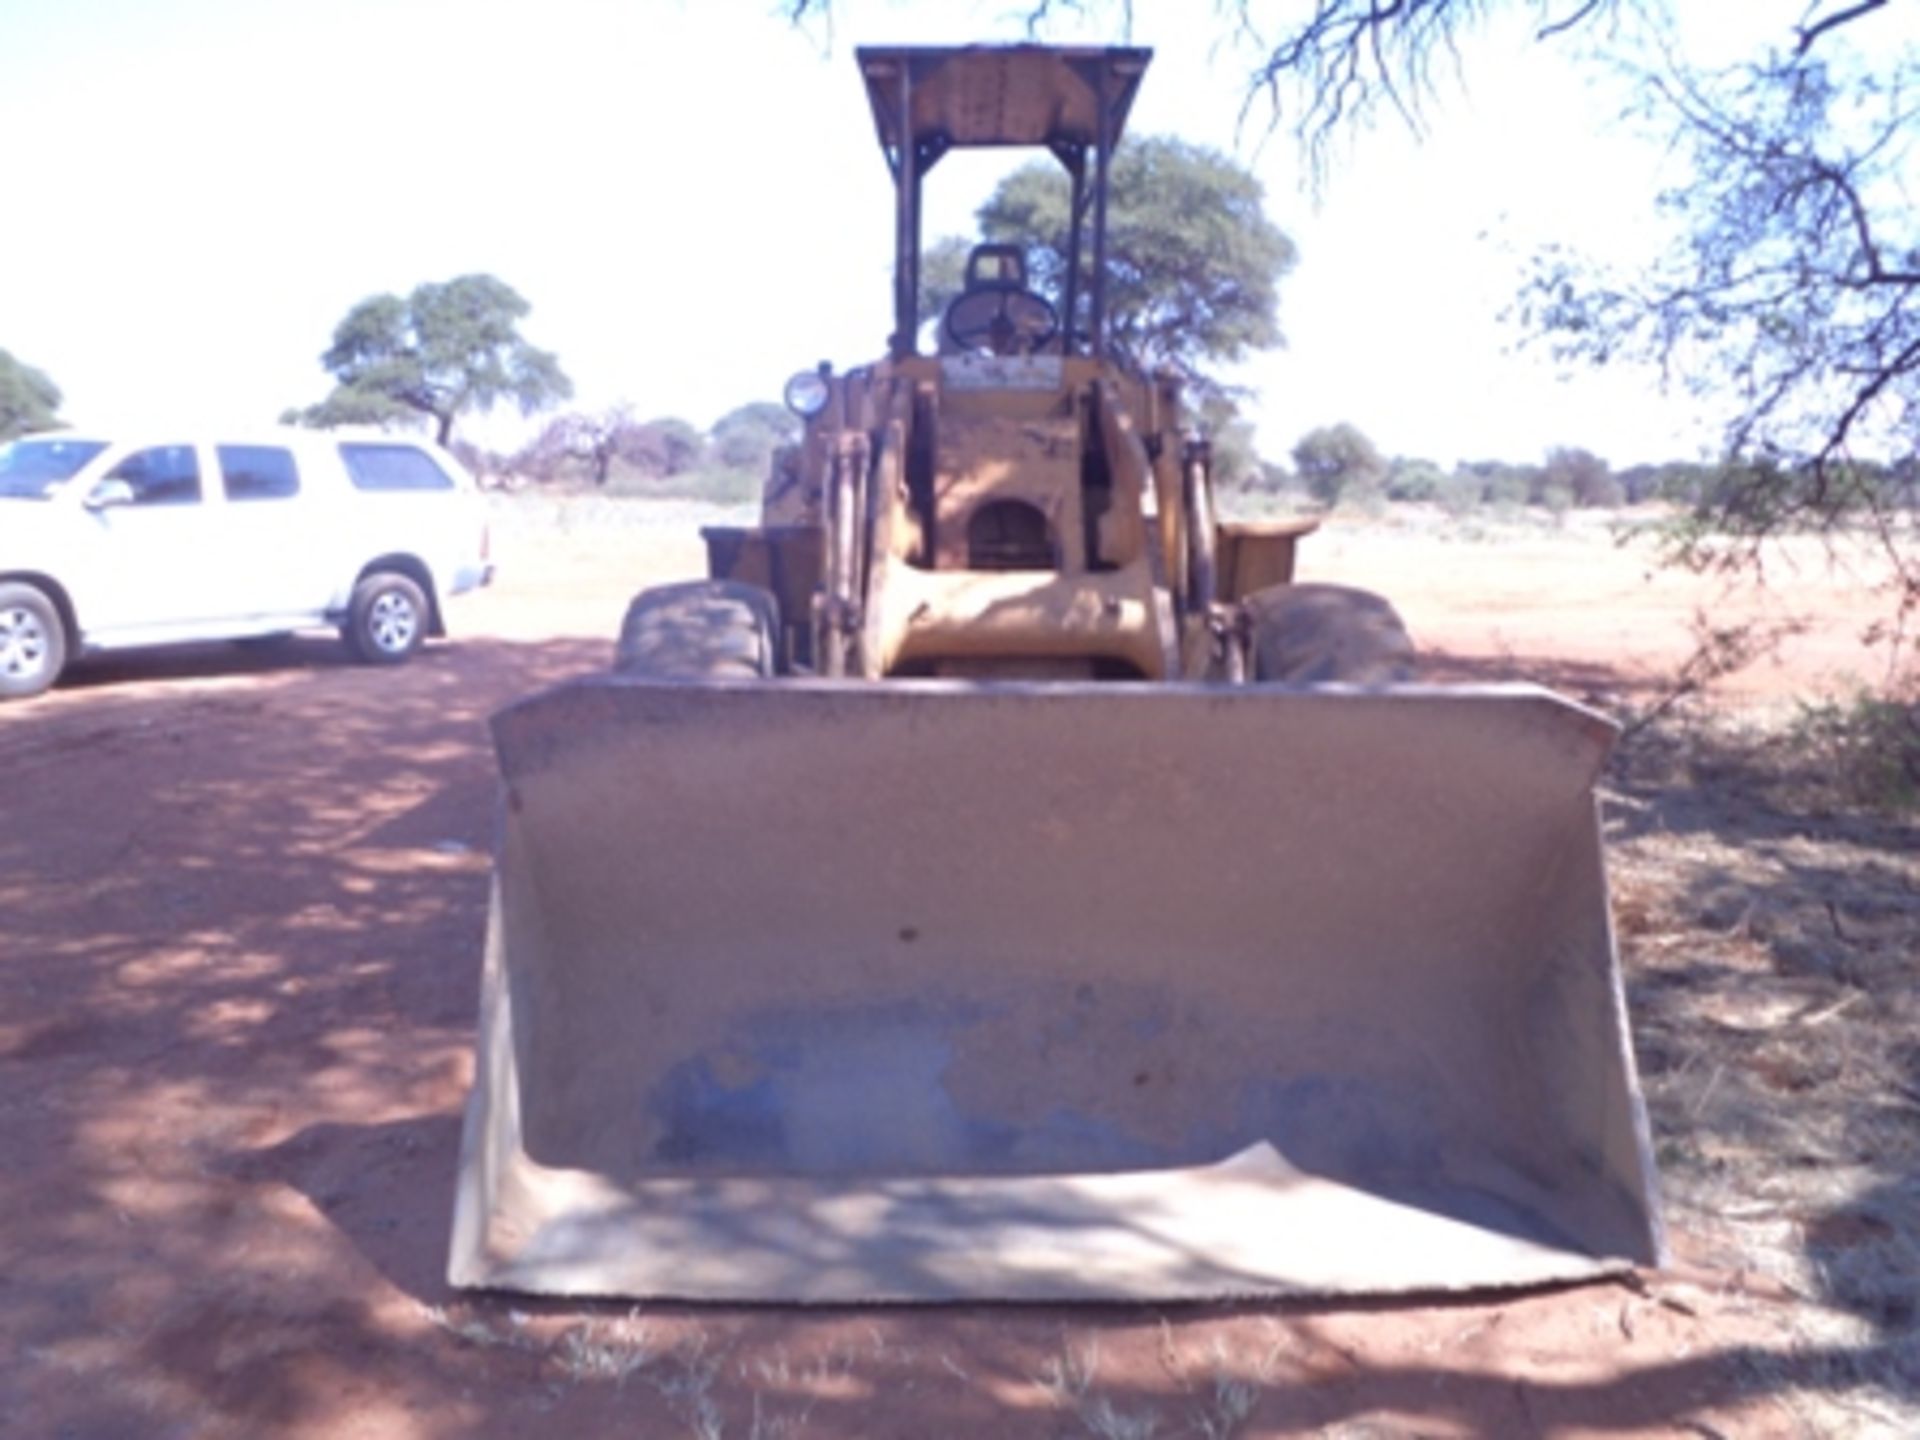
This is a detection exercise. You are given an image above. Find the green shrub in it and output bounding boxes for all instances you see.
[1790,691,1920,812]
[1436,470,1486,519]
[1483,469,1530,510]
[1384,458,1446,503]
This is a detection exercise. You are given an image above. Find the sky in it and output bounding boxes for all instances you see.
[0,0,1882,467]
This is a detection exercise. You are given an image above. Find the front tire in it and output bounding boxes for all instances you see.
[344,572,428,665]
[614,580,780,679]
[0,582,66,700]
[1244,583,1415,685]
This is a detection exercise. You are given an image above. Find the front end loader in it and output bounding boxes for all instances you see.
[450,44,1663,1303]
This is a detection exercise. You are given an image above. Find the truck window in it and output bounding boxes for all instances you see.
[107,445,201,505]
[217,445,300,501]
[339,443,454,493]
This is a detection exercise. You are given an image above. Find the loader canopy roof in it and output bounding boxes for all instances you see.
[855,45,1155,363]
[856,44,1151,153]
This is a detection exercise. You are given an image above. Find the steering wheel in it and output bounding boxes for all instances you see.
[944,286,1059,355]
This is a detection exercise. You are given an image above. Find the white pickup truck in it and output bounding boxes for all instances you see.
[0,430,493,698]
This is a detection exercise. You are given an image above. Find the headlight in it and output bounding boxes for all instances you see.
[784,369,831,419]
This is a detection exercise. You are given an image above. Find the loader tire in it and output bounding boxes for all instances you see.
[1245,583,1415,685]
[614,580,780,679]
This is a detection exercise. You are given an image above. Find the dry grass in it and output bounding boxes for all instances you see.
[1606,704,1920,1432]
[1028,1324,1301,1440]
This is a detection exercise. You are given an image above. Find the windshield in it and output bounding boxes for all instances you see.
[0,437,109,498]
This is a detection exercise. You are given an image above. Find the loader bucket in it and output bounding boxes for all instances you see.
[450,678,1663,1302]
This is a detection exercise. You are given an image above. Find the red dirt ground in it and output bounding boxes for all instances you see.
[0,502,1905,1438]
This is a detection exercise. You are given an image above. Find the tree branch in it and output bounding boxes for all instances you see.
[1820,335,1920,465]
[1794,0,1891,56]
[1537,0,1605,41]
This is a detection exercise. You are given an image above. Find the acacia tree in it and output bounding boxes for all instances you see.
[926,136,1296,408]
[0,349,62,439]
[294,274,572,445]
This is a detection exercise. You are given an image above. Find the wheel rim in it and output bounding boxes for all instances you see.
[368,591,418,653]
[0,605,50,681]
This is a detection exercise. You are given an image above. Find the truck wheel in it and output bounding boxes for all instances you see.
[614,581,780,679]
[0,582,66,700]
[1244,583,1415,685]
[344,572,428,665]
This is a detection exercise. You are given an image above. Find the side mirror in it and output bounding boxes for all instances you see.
[85,479,135,510]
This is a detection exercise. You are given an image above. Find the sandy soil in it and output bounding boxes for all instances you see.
[2,497,1914,1438]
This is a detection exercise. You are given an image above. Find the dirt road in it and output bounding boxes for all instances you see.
[2,500,1912,1437]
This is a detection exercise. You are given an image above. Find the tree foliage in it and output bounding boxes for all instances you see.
[1196,396,1263,491]
[294,274,572,446]
[917,235,976,331]
[1454,458,1537,510]
[1384,456,1448,504]
[0,348,63,440]
[634,417,707,478]
[1292,421,1385,506]
[710,401,801,473]
[446,438,510,489]
[1525,37,1916,559]
[1542,446,1621,508]
[513,410,711,487]
[516,408,646,486]
[932,135,1296,406]
[1213,0,1917,633]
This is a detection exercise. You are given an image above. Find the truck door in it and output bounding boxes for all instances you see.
[213,443,338,620]
[79,443,224,634]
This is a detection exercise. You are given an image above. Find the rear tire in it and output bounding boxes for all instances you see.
[344,572,428,665]
[1244,583,1415,685]
[0,582,66,700]
[614,580,780,679]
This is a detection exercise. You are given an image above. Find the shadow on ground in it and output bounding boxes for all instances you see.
[0,635,604,1435]
[1604,713,1920,1420]
[1,637,1915,1436]
[58,634,361,692]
